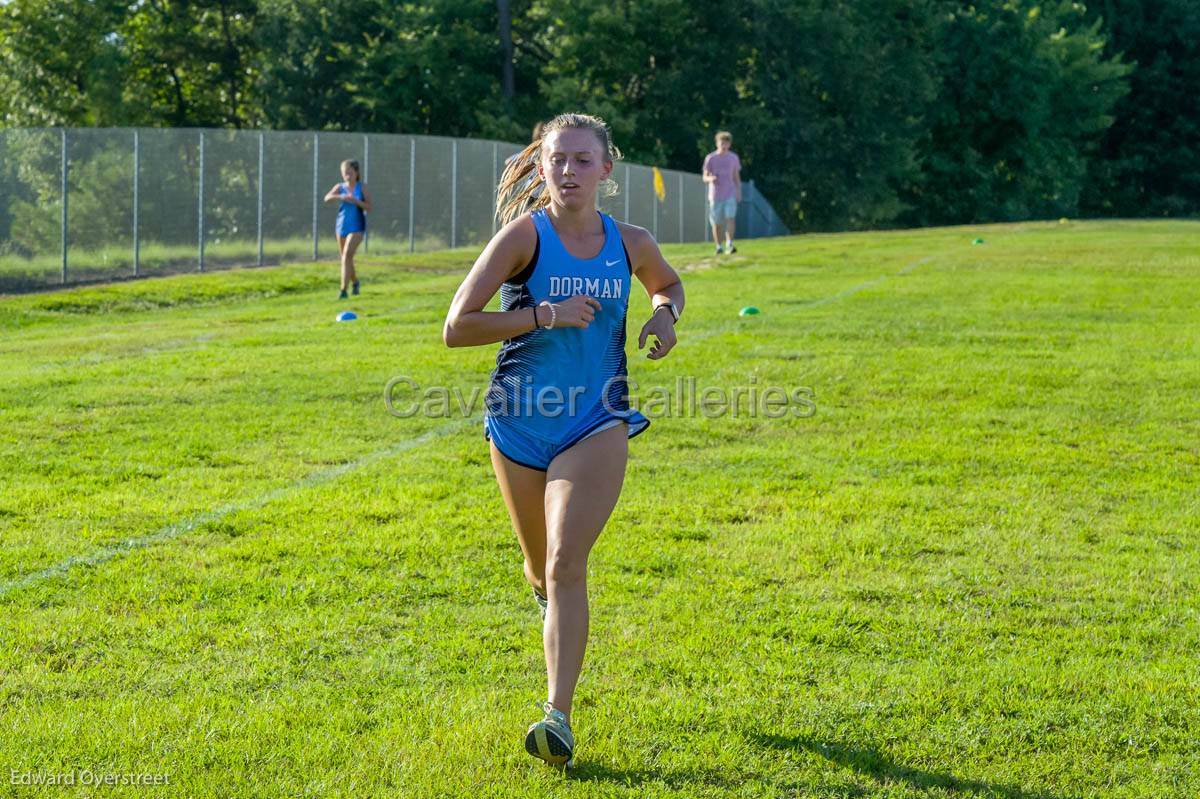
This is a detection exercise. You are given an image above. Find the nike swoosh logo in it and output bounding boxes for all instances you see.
[605,258,622,267]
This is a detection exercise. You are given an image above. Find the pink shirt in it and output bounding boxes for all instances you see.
[703,150,741,202]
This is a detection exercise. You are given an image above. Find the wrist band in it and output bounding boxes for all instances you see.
[654,302,680,323]
[532,305,540,330]
[538,301,556,329]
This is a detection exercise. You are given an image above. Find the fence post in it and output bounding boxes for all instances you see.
[60,129,68,285]
[623,164,630,222]
[677,172,684,243]
[491,142,498,235]
[257,131,265,267]
[198,131,205,272]
[652,171,658,240]
[133,130,140,277]
[450,140,458,249]
[312,133,319,260]
[408,138,416,253]
[363,133,369,254]
[703,179,710,243]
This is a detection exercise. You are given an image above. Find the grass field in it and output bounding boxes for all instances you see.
[0,234,458,293]
[1,220,1197,798]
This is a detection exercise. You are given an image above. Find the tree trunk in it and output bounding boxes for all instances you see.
[497,0,515,106]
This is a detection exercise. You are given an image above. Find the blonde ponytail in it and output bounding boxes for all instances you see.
[495,113,623,226]
[496,139,547,226]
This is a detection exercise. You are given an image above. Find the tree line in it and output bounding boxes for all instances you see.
[1,0,1195,231]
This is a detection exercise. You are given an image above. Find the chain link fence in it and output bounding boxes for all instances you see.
[0,127,789,292]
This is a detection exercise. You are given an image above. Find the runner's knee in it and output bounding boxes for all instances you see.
[546,547,586,586]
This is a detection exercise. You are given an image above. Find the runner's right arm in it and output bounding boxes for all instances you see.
[443,217,599,347]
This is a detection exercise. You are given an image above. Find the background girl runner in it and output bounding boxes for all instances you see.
[323,159,372,299]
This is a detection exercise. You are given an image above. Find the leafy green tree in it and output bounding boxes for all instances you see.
[0,0,128,126]
[900,1,1129,226]
[530,0,941,231]
[1081,0,1200,217]
[255,0,521,136]
[528,0,747,167]
[737,0,938,230]
[0,0,259,128]
[122,0,261,127]
[0,0,1170,233]
[0,129,64,256]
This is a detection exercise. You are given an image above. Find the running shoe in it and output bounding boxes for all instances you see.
[726,242,737,254]
[352,280,360,296]
[338,289,348,300]
[533,588,548,621]
[525,701,574,767]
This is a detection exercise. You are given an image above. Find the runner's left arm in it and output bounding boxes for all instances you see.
[623,224,684,360]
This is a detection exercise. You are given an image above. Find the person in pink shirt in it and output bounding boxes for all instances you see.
[702,131,742,254]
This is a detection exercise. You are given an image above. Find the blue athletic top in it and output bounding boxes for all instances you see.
[485,208,650,443]
[336,182,366,235]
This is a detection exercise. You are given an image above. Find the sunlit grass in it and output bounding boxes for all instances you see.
[0,219,1197,797]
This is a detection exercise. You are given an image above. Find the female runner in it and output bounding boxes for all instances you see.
[443,113,684,767]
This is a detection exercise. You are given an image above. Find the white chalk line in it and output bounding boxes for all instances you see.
[1,251,950,596]
[0,418,472,599]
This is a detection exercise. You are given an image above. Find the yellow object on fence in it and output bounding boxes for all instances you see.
[653,167,666,202]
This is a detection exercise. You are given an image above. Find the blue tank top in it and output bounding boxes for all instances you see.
[486,209,645,440]
[336,182,366,234]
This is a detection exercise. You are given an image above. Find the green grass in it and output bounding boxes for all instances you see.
[0,234,466,292]
[0,219,1197,797]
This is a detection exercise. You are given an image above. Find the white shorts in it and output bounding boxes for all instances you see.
[707,197,737,225]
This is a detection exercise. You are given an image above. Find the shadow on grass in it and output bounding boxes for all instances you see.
[751,733,1077,799]
[565,759,714,790]
[560,736,1073,798]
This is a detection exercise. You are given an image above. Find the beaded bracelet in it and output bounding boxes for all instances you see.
[538,301,557,329]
